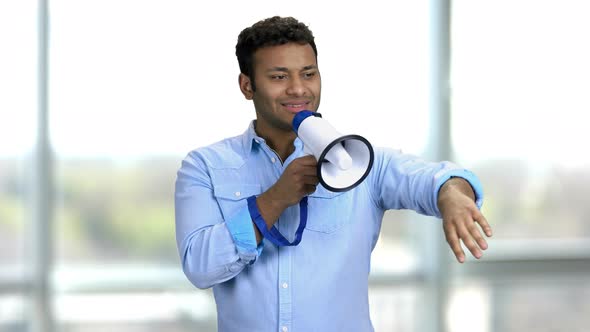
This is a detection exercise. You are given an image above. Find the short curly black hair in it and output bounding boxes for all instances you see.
[236,16,318,91]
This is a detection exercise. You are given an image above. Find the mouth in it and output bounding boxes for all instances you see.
[281,101,311,113]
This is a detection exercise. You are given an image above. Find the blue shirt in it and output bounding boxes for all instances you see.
[175,121,483,332]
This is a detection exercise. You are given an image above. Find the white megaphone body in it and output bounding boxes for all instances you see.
[292,110,374,192]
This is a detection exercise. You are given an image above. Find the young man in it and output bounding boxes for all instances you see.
[175,16,492,332]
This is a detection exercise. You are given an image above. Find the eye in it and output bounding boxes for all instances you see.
[271,74,287,80]
[303,71,317,79]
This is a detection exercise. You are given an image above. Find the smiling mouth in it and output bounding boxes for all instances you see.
[281,102,311,113]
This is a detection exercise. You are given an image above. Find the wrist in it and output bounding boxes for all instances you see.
[259,188,289,213]
[437,177,474,213]
[439,177,475,200]
[256,190,287,226]
[247,194,309,247]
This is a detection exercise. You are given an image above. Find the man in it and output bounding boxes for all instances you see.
[175,16,492,332]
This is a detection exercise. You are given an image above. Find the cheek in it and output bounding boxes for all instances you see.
[308,80,321,94]
[253,90,278,111]
[260,90,284,107]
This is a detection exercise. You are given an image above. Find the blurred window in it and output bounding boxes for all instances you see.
[0,0,36,273]
[451,0,590,239]
[0,295,26,331]
[55,291,217,332]
[450,1,590,331]
[448,277,590,332]
[369,286,420,332]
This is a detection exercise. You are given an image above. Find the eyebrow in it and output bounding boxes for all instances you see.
[266,65,318,73]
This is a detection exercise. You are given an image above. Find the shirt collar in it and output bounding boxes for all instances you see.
[241,120,305,156]
[242,120,262,154]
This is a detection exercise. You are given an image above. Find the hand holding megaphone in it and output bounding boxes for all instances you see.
[292,111,374,192]
[251,154,316,247]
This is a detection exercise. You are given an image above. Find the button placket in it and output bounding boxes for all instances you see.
[277,243,292,332]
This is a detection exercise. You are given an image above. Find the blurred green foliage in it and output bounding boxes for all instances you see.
[57,158,180,263]
[1,157,181,265]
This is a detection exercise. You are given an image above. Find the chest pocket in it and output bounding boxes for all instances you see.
[305,186,352,233]
[213,184,262,221]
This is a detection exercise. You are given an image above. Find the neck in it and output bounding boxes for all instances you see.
[254,120,297,161]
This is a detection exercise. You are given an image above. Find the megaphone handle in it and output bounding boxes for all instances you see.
[247,196,308,247]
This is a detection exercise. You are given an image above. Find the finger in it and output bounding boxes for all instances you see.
[473,210,493,237]
[443,224,465,263]
[299,165,319,177]
[296,155,318,165]
[289,158,318,175]
[467,220,488,251]
[304,183,318,195]
[303,175,319,186]
[456,219,483,259]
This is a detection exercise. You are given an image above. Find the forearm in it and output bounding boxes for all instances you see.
[253,188,289,244]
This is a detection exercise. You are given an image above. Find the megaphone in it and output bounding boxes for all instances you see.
[293,110,374,192]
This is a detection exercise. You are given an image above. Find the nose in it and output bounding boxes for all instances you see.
[286,76,306,97]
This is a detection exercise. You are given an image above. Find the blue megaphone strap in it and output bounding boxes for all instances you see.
[247,196,308,246]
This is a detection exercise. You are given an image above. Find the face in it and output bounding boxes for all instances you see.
[239,42,321,139]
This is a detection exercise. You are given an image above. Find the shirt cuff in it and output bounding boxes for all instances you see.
[434,168,484,214]
[225,204,264,264]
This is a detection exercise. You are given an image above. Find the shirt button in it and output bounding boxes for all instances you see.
[271,157,276,163]
[282,282,288,289]
[234,191,241,197]
[281,327,288,332]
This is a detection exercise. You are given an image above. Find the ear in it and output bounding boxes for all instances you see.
[239,73,254,100]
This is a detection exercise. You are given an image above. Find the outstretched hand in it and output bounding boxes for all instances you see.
[437,178,493,263]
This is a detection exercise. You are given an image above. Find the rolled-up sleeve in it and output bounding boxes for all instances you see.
[175,152,262,289]
[224,204,263,262]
